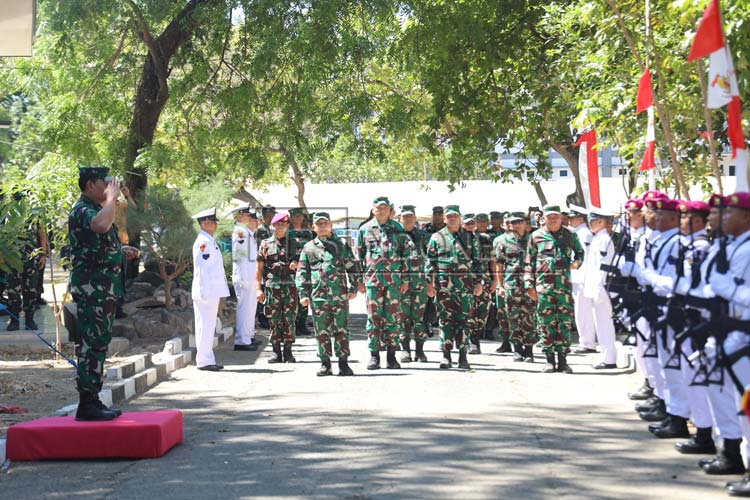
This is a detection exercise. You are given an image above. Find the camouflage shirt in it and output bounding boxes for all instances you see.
[256,222,273,245]
[476,231,494,283]
[493,232,528,289]
[425,227,482,287]
[422,222,446,236]
[287,227,316,260]
[405,228,430,286]
[356,218,413,288]
[67,195,124,300]
[295,236,362,301]
[258,234,296,289]
[523,226,584,294]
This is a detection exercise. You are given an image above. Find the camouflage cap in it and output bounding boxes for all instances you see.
[400,205,416,215]
[475,213,489,222]
[373,196,390,206]
[432,206,444,214]
[543,204,561,215]
[508,211,526,222]
[489,211,503,219]
[261,204,276,213]
[312,212,331,223]
[462,213,476,223]
[444,205,460,215]
[289,207,304,216]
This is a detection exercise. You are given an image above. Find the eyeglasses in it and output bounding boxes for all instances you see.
[510,220,524,225]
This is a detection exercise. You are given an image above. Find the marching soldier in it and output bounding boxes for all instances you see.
[398,205,430,363]
[68,167,138,420]
[524,204,584,374]
[288,207,316,336]
[192,207,230,372]
[357,196,411,370]
[295,212,362,376]
[231,205,260,351]
[425,205,483,370]
[568,205,596,354]
[492,212,536,362]
[256,212,299,363]
[464,213,493,354]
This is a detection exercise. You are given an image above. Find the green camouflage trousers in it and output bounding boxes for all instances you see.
[400,285,428,344]
[495,293,510,339]
[365,284,402,352]
[5,257,41,317]
[469,283,492,340]
[311,298,350,361]
[505,288,538,345]
[535,291,573,353]
[265,286,298,344]
[75,295,116,395]
[436,285,473,353]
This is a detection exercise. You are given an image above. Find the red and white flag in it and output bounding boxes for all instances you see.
[575,130,601,208]
[688,0,748,190]
[636,67,656,172]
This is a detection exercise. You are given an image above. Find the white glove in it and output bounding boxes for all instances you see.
[674,279,691,296]
[701,284,716,299]
[733,285,750,308]
[710,271,738,300]
[618,260,637,278]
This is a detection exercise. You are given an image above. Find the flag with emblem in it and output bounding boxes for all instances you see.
[574,130,601,208]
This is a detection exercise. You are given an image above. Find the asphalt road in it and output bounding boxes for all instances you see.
[0,320,739,500]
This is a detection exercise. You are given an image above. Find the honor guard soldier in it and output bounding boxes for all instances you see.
[524,204,585,374]
[425,205,483,370]
[257,212,299,363]
[288,207,316,337]
[295,212,362,376]
[232,205,260,351]
[192,207,230,372]
[398,205,430,363]
[568,205,596,354]
[69,167,138,420]
[357,196,412,370]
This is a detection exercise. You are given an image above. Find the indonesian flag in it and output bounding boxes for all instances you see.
[574,130,601,208]
[636,67,656,171]
[688,0,748,190]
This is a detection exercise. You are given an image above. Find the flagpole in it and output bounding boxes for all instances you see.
[644,0,656,190]
[696,57,724,194]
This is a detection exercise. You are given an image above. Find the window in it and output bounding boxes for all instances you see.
[730,165,736,176]
[618,167,628,176]
[559,170,568,177]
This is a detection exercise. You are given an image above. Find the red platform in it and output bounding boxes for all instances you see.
[6,410,183,460]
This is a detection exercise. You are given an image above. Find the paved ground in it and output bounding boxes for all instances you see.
[0,313,740,500]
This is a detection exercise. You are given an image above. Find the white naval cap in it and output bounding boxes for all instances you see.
[568,204,589,217]
[587,207,616,220]
[192,207,218,222]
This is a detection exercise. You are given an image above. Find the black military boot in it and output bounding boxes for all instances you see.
[6,317,19,331]
[386,346,401,369]
[458,350,471,370]
[512,343,525,362]
[296,318,310,337]
[499,337,512,353]
[726,473,750,496]
[524,344,534,363]
[556,352,572,374]
[268,343,283,363]
[283,343,296,363]
[415,340,428,363]
[400,341,412,363]
[651,414,690,439]
[675,427,717,454]
[635,396,662,413]
[75,392,119,421]
[338,356,354,376]
[703,439,746,475]
[639,400,668,422]
[317,360,333,376]
[469,337,480,355]
[542,352,556,373]
[367,350,381,370]
[24,312,38,331]
[628,378,654,400]
[93,394,122,417]
[439,348,452,369]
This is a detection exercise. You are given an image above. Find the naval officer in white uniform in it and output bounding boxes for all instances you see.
[232,205,260,351]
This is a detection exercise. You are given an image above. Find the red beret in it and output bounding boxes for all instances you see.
[646,197,679,211]
[271,212,290,224]
[725,192,750,211]
[679,200,710,214]
[709,194,725,208]
[624,199,644,210]
[641,190,669,201]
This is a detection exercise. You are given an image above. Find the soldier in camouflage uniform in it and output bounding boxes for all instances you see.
[425,205,483,370]
[256,212,299,364]
[523,204,584,374]
[465,213,493,354]
[357,196,412,370]
[422,206,444,329]
[492,212,537,363]
[68,167,138,421]
[295,212,362,376]
[254,205,276,329]
[398,205,430,363]
[288,207,316,336]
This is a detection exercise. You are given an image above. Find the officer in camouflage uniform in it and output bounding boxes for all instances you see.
[256,212,298,364]
[254,205,275,329]
[357,196,412,370]
[398,204,430,363]
[68,167,138,421]
[466,213,493,354]
[422,206,444,329]
[295,212,362,376]
[288,207,316,336]
[492,211,537,363]
[425,205,483,370]
[524,204,584,374]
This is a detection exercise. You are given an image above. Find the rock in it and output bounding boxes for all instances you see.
[112,320,137,341]
[133,270,163,288]
[124,282,156,302]
[132,317,174,339]
[109,337,130,355]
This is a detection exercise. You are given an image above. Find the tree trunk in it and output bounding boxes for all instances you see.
[157,259,173,310]
[530,179,548,206]
[287,153,308,212]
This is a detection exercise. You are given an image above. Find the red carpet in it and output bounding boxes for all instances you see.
[6,410,183,460]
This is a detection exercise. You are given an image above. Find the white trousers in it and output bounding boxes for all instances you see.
[637,318,665,399]
[680,339,713,428]
[234,267,257,345]
[656,325,690,418]
[705,338,743,440]
[723,331,750,466]
[194,298,219,368]
[573,283,596,349]
[592,298,617,365]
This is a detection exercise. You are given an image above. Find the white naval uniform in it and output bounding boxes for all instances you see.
[192,230,230,367]
[625,226,650,378]
[232,224,258,346]
[582,228,617,365]
[571,223,595,349]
